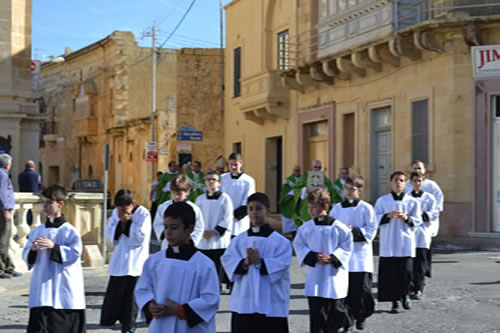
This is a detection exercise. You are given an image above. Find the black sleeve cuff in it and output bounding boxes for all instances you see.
[422,212,430,222]
[122,219,132,237]
[143,301,153,324]
[234,259,249,275]
[215,226,227,237]
[114,223,123,241]
[259,259,268,275]
[50,244,63,264]
[405,216,415,227]
[380,213,390,225]
[234,206,248,220]
[28,249,37,265]
[304,251,318,267]
[160,232,165,240]
[330,254,341,269]
[184,303,203,328]
[351,227,366,242]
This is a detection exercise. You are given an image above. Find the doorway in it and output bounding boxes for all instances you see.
[305,121,329,173]
[370,106,392,201]
[265,136,282,213]
[48,166,60,186]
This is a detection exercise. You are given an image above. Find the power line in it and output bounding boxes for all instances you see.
[158,0,198,49]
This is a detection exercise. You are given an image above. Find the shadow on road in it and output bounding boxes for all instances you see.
[289,309,309,315]
[470,280,500,285]
[432,261,459,264]
[0,325,27,330]
[291,283,304,289]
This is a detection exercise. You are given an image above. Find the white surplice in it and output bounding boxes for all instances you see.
[22,221,85,309]
[153,199,205,250]
[106,205,151,276]
[405,179,444,211]
[410,191,439,248]
[374,193,422,257]
[293,218,352,299]
[221,225,292,317]
[135,247,220,333]
[220,172,256,236]
[195,191,233,250]
[329,200,378,273]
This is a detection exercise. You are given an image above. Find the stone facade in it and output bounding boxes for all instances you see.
[38,32,223,205]
[0,0,43,188]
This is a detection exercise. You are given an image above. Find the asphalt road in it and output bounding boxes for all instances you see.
[1,248,499,333]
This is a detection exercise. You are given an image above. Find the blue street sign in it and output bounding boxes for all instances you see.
[178,131,203,141]
[180,126,196,131]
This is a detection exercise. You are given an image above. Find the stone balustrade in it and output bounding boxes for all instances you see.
[9,192,104,272]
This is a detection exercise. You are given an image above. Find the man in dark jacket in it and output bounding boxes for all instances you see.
[18,160,41,194]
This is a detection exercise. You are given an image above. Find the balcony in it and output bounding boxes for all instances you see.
[73,117,97,138]
[239,70,290,124]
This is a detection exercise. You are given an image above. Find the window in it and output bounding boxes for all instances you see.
[320,0,328,18]
[277,30,289,70]
[233,142,242,154]
[234,48,241,97]
[411,99,429,163]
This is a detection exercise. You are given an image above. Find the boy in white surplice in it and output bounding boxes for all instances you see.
[23,185,86,333]
[135,202,220,333]
[294,188,353,333]
[221,192,292,333]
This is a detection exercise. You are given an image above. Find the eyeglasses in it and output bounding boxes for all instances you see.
[344,187,360,192]
[312,166,322,169]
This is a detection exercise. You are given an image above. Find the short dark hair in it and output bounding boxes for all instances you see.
[345,175,364,188]
[156,171,163,176]
[42,184,67,202]
[205,170,220,181]
[410,171,425,181]
[171,175,191,192]
[193,160,201,167]
[390,171,406,181]
[168,161,177,167]
[114,189,134,206]
[164,202,195,228]
[340,167,349,174]
[228,152,242,161]
[248,192,270,208]
[307,188,331,206]
[411,160,425,166]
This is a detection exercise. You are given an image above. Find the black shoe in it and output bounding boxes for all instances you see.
[402,296,411,310]
[343,327,353,333]
[356,319,366,330]
[0,273,12,279]
[390,300,400,313]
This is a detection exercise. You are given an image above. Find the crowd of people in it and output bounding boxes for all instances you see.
[0,151,445,333]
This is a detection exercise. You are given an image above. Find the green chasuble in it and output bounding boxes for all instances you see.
[155,171,178,205]
[292,171,336,225]
[187,171,205,202]
[278,174,299,219]
[331,178,345,204]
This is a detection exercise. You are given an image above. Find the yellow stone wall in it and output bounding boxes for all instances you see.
[225,0,299,209]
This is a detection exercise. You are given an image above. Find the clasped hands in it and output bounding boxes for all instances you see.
[203,230,217,240]
[388,210,408,221]
[148,298,181,319]
[316,253,333,265]
[31,237,55,251]
[244,248,260,266]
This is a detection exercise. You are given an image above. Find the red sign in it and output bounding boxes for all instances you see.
[31,60,36,72]
[472,45,500,78]
[145,141,158,162]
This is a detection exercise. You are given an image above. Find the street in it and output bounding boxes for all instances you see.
[0,247,499,333]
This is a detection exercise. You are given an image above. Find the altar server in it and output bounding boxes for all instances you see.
[408,172,439,299]
[375,171,421,314]
[135,202,220,333]
[294,188,353,333]
[195,171,233,289]
[100,189,151,333]
[221,192,292,333]
[153,174,204,250]
[23,184,86,333]
[220,152,256,237]
[329,175,377,331]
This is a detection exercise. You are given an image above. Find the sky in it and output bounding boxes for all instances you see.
[32,0,232,61]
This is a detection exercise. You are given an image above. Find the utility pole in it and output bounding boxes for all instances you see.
[151,23,157,182]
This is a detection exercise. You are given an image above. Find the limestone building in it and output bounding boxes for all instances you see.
[225,0,500,243]
[0,0,42,187]
[38,31,223,205]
